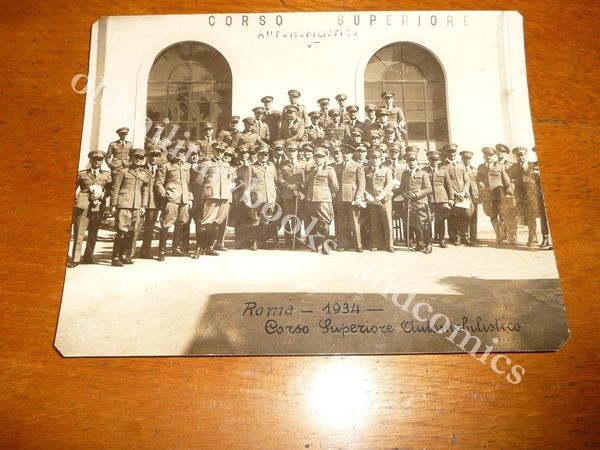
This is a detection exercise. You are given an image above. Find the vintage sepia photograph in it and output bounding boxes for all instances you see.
[55,11,569,357]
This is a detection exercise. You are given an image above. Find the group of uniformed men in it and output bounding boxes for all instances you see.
[68,89,551,268]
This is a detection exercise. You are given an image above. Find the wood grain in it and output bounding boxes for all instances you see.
[1,1,599,448]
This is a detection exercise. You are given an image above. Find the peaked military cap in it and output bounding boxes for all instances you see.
[346,105,359,113]
[261,96,274,103]
[88,150,106,159]
[335,94,347,102]
[495,143,510,154]
[287,89,301,97]
[116,127,129,134]
[381,91,395,99]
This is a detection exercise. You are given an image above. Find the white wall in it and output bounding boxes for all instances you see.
[79,11,534,169]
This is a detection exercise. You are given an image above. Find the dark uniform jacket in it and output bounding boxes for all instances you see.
[278,159,306,201]
[326,122,351,143]
[75,169,112,210]
[476,162,513,199]
[365,166,394,202]
[423,165,453,204]
[144,163,161,210]
[107,140,133,171]
[253,121,270,142]
[334,160,366,203]
[191,158,233,202]
[248,161,278,203]
[305,165,339,203]
[347,119,364,130]
[110,167,149,209]
[263,109,281,142]
[156,161,192,204]
[196,137,217,157]
[232,131,267,150]
[399,168,433,205]
[507,162,541,216]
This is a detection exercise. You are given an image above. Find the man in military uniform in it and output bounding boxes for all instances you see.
[362,104,378,132]
[69,150,112,268]
[477,147,513,245]
[347,128,365,147]
[496,143,518,245]
[217,116,240,143]
[252,106,271,143]
[246,147,278,250]
[132,146,163,259]
[459,150,480,244]
[278,105,305,143]
[109,148,150,267]
[335,94,350,123]
[400,150,433,253]
[326,108,351,142]
[440,144,471,245]
[509,146,543,246]
[155,145,192,260]
[304,111,326,142]
[317,98,332,128]
[261,96,281,144]
[189,143,233,258]
[423,150,453,248]
[354,143,369,167]
[383,124,402,146]
[304,148,339,254]
[196,122,216,157]
[368,129,383,149]
[287,89,309,125]
[333,144,365,252]
[232,117,268,151]
[381,91,407,139]
[372,109,403,142]
[278,143,306,249]
[531,146,551,248]
[107,127,133,176]
[364,149,395,252]
[346,105,363,130]
[385,143,407,245]
[231,146,254,248]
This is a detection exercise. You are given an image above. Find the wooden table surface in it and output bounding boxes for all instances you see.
[1,1,599,448]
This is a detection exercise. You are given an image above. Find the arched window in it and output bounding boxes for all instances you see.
[365,43,448,151]
[146,41,232,141]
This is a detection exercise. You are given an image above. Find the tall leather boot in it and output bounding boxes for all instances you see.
[157,228,168,262]
[172,222,187,256]
[204,225,219,256]
[120,231,135,264]
[321,224,331,255]
[191,224,204,259]
[112,230,124,267]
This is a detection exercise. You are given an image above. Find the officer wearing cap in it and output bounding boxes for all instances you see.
[335,94,350,123]
[362,104,378,132]
[107,127,133,176]
[383,143,407,244]
[278,105,306,143]
[217,116,240,143]
[400,149,433,253]
[495,143,518,245]
[368,129,383,149]
[109,148,150,267]
[155,144,193,260]
[304,111,326,142]
[372,108,403,143]
[530,146,551,248]
[353,143,369,167]
[134,146,164,259]
[346,105,363,129]
[144,123,171,165]
[252,106,271,143]
[286,89,309,125]
[383,124,401,146]
[304,147,339,255]
[477,147,513,246]
[326,108,351,142]
[440,144,471,245]
[278,142,307,249]
[195,122,216,157]
[347,127,364,147]
[317,98,332,128]
[69,150,112,268]
[261,96,282,143]
[333,144,366,252]
[246,147,278,251]
[232,117,268,151]
[459,150,480,244]
[364,149,394,252]
[381,91,407,138]
[423,150,453,248]
[508,146,542,246]
[189,142,233,258]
